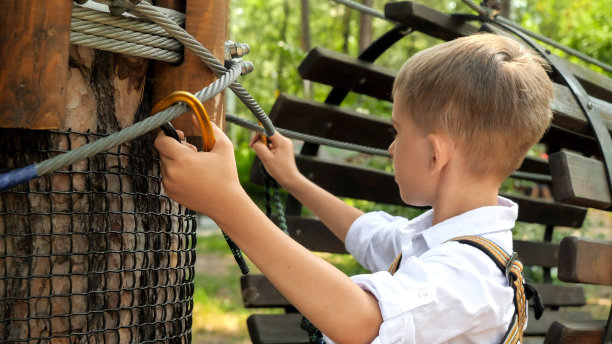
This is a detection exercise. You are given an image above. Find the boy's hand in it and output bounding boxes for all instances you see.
[250,132,301,189]
[154,124,246,219]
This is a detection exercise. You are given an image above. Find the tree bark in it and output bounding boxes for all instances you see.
[1,17,198,344]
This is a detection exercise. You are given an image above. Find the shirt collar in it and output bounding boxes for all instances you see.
[415,196,517,249]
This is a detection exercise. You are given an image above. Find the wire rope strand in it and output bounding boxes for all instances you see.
[107,0,277,137]
[72,5,181,37]
[330,0,388,20]
[225,115,391,157]
[71,17,182,52]
[35,62,242,176]
[69,31,181,63]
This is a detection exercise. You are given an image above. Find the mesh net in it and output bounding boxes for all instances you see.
[0,128,196,343]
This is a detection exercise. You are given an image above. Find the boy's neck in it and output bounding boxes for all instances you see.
[430,175,501,226]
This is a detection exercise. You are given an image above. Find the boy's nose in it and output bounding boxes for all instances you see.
[388,141,395,157]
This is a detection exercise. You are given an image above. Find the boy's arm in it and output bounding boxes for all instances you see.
[250,133,363,242]
[155,127,382,343]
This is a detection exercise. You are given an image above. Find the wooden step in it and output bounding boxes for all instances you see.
[252,154,587,227]
[247,314,308,344]
[549,150,612,209]
[384,1,612,103]
[244,296,593,342]
[544,320,608,344]
[558,237,612,285]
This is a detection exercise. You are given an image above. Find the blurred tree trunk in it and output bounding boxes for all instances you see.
[341,6,352,54]
[300,0,313,99]
[358,0,373,53]
[276,0,290,94]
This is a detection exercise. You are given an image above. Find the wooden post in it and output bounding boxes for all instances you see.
[153,0,229,150]
[0,1,71,130]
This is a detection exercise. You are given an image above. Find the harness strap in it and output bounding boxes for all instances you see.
[450,235,543,344]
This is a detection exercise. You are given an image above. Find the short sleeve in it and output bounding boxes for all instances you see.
[337,243,515,343]
[345,212,406,272]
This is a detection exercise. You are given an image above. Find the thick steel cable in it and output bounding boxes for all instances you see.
[72,6,179,38]
[459,0,612,73]
[35,62,242,176]
[71,17,182,52]
[92,0,276,137]
[69,31,181,63]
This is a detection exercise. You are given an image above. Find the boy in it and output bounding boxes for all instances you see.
[155,33,553,343]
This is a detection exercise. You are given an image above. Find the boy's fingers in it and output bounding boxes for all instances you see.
[155,130,196,159]
[251,139,274,161]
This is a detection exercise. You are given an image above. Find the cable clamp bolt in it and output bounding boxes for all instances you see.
[225,40,251,60]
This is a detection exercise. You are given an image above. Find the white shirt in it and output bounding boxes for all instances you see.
[324,196,518,344]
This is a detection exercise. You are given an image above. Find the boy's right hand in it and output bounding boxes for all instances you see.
[250,132,301,189]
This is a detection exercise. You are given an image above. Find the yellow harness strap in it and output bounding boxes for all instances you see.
[388,235,536,344]
[450,235,527,344]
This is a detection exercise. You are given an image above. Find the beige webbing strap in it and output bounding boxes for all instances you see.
[450,235,527,344]
[388,253,402,275]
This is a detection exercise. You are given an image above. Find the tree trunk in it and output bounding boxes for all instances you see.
[358,0,373,53]
[0,2,207,341]
[300,0,313,99]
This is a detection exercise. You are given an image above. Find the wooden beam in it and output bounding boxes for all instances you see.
[247,314,309,344]
[297,47,612,146]
[153,0,228,149]
[242,274,289,308]
[549,150,612,209]
[0,1,71,129]
[270,94,394,149]
[298,47,396,101]
[514,240,558,268]
[384,1,479,41]
[558,237,612,285]
[544,320,607,344]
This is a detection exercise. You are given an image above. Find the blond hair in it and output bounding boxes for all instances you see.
[392,33,553,177]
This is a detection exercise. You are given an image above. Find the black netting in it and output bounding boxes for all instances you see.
[0,128,196,343]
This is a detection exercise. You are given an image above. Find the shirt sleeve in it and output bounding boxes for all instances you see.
[345,211,407,272]
[345,243,516,343]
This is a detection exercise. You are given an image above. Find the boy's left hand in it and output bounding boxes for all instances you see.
[154,124,246,219]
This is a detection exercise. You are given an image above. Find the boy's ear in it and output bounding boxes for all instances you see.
[427,133,454,175]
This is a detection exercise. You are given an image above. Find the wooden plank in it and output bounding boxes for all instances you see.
[532,284,586,308]
[543,320,607,344]
[252,155,586,227]
[549,150,612,209]
[153,0,228,149]
[298,47,396,101]
[382,2,612,104]
[526,309,593,336]
[558,237,612,285]
[247,311,596,342]
[270,94,394,149]
[0,0,71,129]
[384,1,479,41]
[297,48,612,143]
[241,274,290,308]
[269,93,549,178]
[514,240,558,268]
[247,314,309,344]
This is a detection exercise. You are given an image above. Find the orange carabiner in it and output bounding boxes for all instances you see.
[152,91,216,152]
[258,121,268,145]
